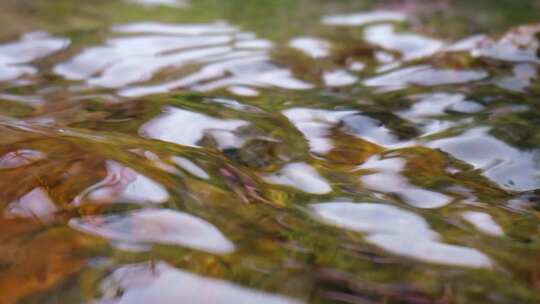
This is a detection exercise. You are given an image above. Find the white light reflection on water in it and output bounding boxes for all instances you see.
[69,209,235,254]
[461,211,504,236]
[364,24,443,61]
[113,22,237,35]
[322,11,407,26]
[0,149,46,169]
[56,37,232,88]
[323,69,357,87]
[426,127,540,191]
[364,65,488,89]
[445,34,488,52]
[55,21,312,97]
[312,202,492,268]
[171,156,210,180]
[289,37,331,58]
[227,85,260,97]
[73,160,169,205]
[264,162,332,195]
[5,187,57,222]
[282,108,356,155]
[358,155,451,209]
[472,24,540,63]
[403,93,484,116]
[127,0,189,7]
[398,93,483,135]
[0,32,69,82]
[284,108,408,151]
[341,114,402,147]
[98,262,303,304]
[496,63,537,92]
[140,106,248,149]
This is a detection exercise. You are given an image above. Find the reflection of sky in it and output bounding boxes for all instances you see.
[289,37,330,58]
[312,202,492,268]
[322,10,407,26]
[472,24,540,63]
[73,160,169,205]
[282,108,356,154]
[98,261,303,304]
[398,93,483,135]
[54,21,311,98]
[462,211,504,236]
[427,127,540,191]
[0,149,46,169]
[5,187,57,222]
[140,106,248,149]
[69,209,235,254]
[127,0,188,7]
[364,24,443,61]
[358,155,451,209]
[171,156,210,180]
[364,65,488,89]
[0,32,69,82]
[264,162,332,195]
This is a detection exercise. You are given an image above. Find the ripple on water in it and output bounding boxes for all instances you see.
[289,36,331,58]
[140,106,248,149]
[358,155,452,209]
[364,24,444,61]
[127,0,189,7]
[73,160,169,205]
[54,21,312,97]
[311,202,492,268]
[342,114,402,147]
[400,93,484,116]
[282,108,356,154]
[461,211,504,236]
[426,127,540,191]
[495,63,537,92]
[0,4,539,303]
[98,261,303,304]
[398,93,484,135]
[323,69,358,87]
[5,187,57,222]
[364,65,488,89]
[0,32,69,82]
[0,149,46,169]
[69,209,235,254]
[264,162,332,195]
[322,10,407,26]
[472,24,540,63]
[171,156,210,180]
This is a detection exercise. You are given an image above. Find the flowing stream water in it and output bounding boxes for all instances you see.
[0,1,539,303]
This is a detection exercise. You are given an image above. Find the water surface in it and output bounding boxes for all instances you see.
[0,1,540,303]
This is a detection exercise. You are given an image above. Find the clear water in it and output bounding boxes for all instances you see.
[0,1,539,303]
